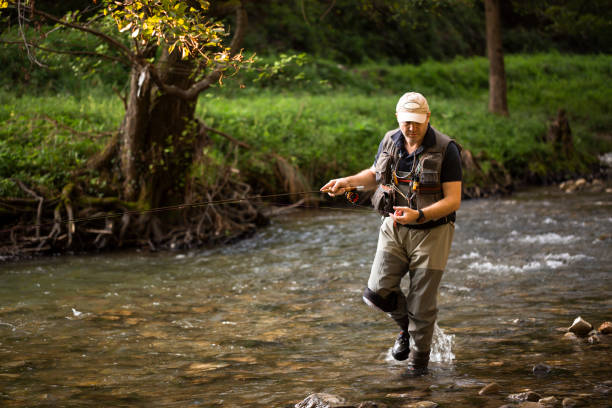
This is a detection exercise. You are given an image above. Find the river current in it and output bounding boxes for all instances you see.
[1,187,611,407]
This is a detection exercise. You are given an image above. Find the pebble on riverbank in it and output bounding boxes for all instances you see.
[559,178,608,193]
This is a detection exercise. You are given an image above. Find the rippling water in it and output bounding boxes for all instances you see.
[1,187,611,407]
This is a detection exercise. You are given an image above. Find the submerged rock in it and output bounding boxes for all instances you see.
[561,397,578,407]
[598,321,612,334]
[587,334,601,344]
[296,393,352,408]
[508,391,542,402]
[478,382,501,395]
[356,402,388,408]
[518,402,543,408]
[568,317,592,337]
[533,363,552,377]
[538,396,558,406]
[562,332,578,340]
[401,402,438,408]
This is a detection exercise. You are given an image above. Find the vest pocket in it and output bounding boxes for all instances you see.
[419,169,440,187]
[372,185,395,216]
[374,152,393,184]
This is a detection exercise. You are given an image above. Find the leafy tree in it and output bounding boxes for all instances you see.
[1,0,259,251]
[3,0,248,207]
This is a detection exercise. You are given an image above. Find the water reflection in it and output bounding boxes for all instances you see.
[1,187,611,407]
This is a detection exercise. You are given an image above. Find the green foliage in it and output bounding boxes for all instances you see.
[0,22,129,93]
[201,53,611,189]
[1,53,610,197]
[106,0,230,62]
[0,90,123,196]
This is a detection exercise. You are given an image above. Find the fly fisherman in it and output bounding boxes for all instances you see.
[320,92,462,375]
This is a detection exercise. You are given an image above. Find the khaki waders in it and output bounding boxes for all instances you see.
[367,217,454,353]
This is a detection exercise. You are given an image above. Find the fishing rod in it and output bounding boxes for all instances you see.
[2,187,370,233]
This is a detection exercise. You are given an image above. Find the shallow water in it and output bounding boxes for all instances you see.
[1,187,611,407]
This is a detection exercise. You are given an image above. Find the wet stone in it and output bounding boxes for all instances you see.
[400,402,438,408]
[508,391,542,402]
[1,360,27,369]
[533,363,552,377]
[478,382,501,395]
[538,396,558,406]
[593,383,611,395]
[568,317,592,337]
[562,332,578,340]
[598,321,612,334]
[518,403,543,408]
[561,397,578,407]
[587,334,601,344]
[295,393,351,408]
[357,402,388,408]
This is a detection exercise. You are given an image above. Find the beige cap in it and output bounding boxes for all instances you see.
[396,92,430,123]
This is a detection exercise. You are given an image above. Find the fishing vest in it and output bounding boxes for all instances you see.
[372,126,459,222]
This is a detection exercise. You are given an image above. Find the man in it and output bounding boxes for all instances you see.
[320,92,462,375]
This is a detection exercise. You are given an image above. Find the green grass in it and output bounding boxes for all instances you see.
[0,90,124,196]
[1,53,610,197]
[201,53,612,188]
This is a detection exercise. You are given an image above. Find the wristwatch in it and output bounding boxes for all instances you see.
[416,209,425,223]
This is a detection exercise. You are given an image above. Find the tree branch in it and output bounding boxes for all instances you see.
[147,3,248,100]
[0,40,127,65]
[31,8,136,65]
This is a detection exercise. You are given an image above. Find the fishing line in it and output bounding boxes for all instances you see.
[2,189,372,233]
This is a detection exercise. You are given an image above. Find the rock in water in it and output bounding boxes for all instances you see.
[401,402,438,408]
[562,397,578,407]
[568,317,592,336]
[508,391,542,402]
[562,332,578,340]
[518,403,543,408]
[539,396,559,406]
[296,393,351,408]
[533,363,552,377]
[478,382,501,395]
[598,321,612,334]
[356,402,388,408]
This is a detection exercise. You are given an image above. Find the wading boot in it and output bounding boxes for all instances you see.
[391,331,410,361]
[405,350,429,377]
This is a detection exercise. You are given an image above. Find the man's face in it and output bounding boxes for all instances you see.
[397,112,430,144]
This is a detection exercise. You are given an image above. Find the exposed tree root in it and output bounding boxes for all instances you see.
[0,168,267,261]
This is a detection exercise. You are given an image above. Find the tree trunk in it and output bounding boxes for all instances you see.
[484,0,509,116]
[119,49,200,211]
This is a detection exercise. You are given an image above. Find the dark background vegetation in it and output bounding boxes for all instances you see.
[2,0,612,90]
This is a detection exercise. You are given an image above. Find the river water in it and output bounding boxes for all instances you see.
[1,187,611,407]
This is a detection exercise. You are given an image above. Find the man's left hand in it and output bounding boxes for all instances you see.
[390,206,419,225]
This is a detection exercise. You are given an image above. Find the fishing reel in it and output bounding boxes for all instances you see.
[345,191,360,204]
[344,186,365,205]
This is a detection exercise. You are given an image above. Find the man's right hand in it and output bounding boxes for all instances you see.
[320,178,350,196]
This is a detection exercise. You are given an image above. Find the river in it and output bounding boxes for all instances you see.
[1,187,611,407]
